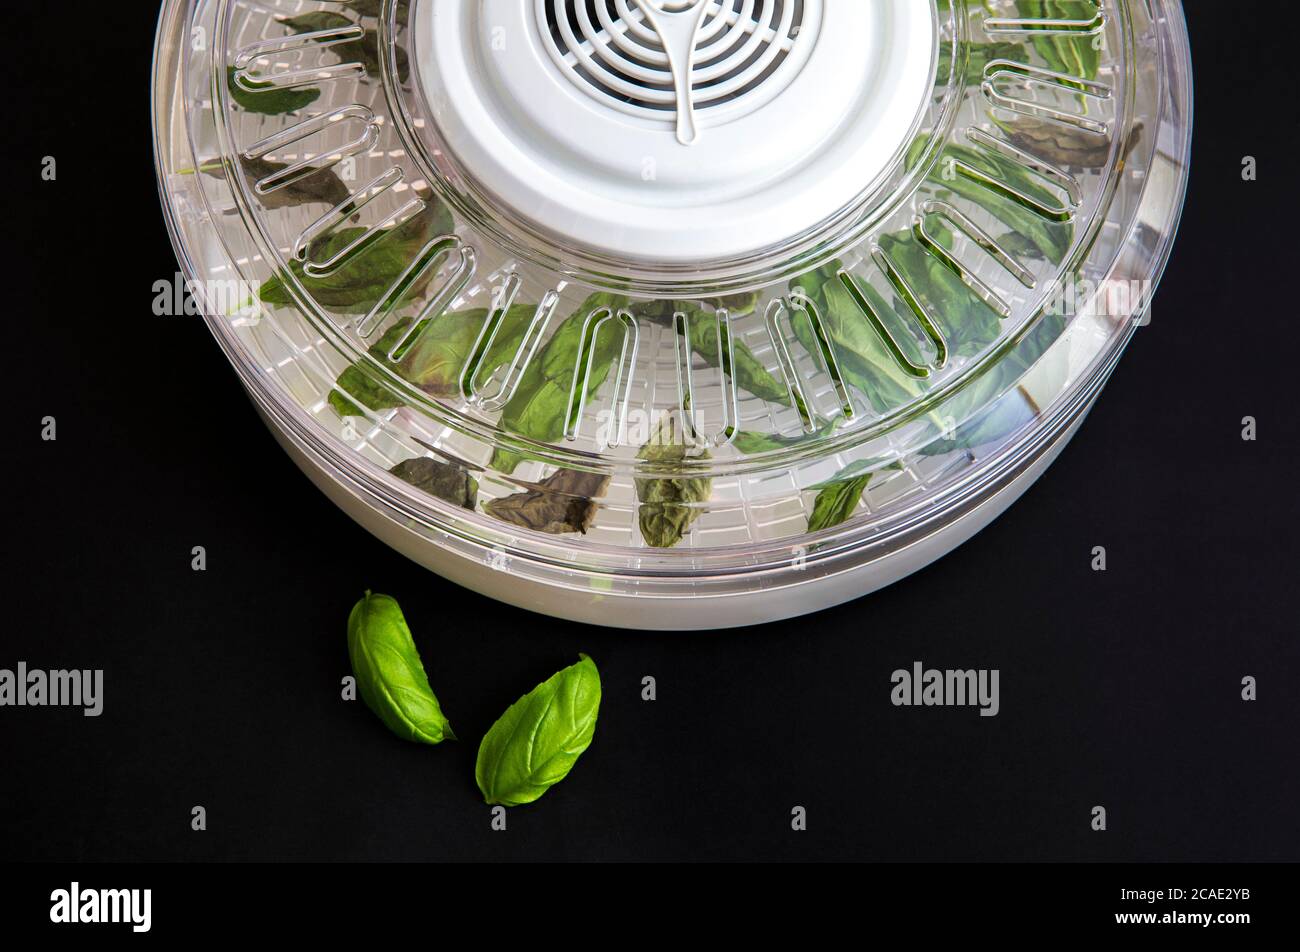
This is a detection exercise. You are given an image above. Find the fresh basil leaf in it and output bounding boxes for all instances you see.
[260,199,453,314]
[328,319,416,417]
[390,457,478,510]
[937,40,1026,86]
[347,592,455,744]
[282,11,409,84]
[327,302,541,417]
[636,414,712,548]
[732,418,836,455]
[396,303,538,398]
[489,292,631,474]
[225,66,320,115]
[1019,1,1102,82]
[675,303,791,406]
[789,267,929,416]
[876,227,1002,358]
[340,0,411,19]
[475,654,601,807]
[626,298,790,407]
[807,460,899,532]
[907,132,1074,264]
[485,469,610,535]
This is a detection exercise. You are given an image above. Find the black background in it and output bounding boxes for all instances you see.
[3,2,1296,864]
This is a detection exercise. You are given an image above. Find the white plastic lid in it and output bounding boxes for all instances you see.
[417,0,936,263]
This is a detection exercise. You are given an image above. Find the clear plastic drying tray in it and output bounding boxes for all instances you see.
[153,0,1192,629]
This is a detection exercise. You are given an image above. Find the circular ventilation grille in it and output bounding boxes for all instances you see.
[537,0,819,121]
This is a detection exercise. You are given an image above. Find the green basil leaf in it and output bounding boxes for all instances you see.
[807,460,899,532]
[475,654,601,807]
[1019,1,1102,81]
[328,319,416,417]
[675,304,791,406]
[327,303,540,416]
[347,592,455,744]
[260,199,453,314]
[397,303,538,398]
[936,40,1026,86]
[636,414,712,548]
[225,66,320,115]
[282,11,409,83]
[340,0,410,19]
[732,418,837,455]
[489,292,631,473]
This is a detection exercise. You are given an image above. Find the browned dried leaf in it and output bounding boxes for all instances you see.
[389,457,478,510]
[484,470,611,535]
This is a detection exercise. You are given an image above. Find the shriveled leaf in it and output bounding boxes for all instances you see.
[389,457,478,510]
[636,414,712,549]
[996,115,1112,168]
[340,0,411,19]
[485,469,611,535]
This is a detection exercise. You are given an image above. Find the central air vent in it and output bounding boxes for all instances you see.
[538,0,817,120]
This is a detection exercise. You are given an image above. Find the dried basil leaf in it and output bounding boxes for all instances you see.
[389,457,478,510]
[282,11,409,84]
[996,116,1112,168]
[636,414,712,549]
[484,469,611,535]
[225,66,320,115]
[203,155,354,214]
